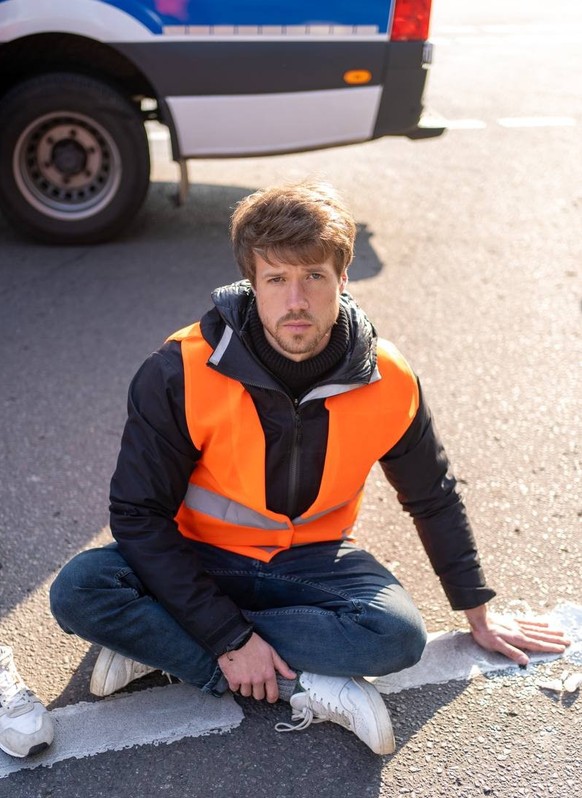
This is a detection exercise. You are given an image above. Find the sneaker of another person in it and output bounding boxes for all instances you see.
[276,671,395,755]
[90,647,158,696]
[0,645,54,758]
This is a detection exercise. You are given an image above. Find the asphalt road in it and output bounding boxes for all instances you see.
[1,1,581,796]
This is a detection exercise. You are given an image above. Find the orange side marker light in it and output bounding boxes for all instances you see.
[343,70,372,85]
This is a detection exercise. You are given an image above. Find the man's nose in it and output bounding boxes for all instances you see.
[286,280,309,310]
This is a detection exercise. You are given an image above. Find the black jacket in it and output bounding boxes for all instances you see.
[110,283,495,657]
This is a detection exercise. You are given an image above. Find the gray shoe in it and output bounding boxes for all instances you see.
[276,672,395,755]
[90,647,158,697]
[0,645,54,758]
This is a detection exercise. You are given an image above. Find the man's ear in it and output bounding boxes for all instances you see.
[340,272,348,291]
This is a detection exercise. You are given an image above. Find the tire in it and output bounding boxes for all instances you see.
[0,73,151,244]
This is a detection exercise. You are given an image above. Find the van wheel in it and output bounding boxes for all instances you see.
[0,73,150,244]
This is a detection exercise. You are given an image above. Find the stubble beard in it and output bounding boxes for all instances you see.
[268,313,329,359]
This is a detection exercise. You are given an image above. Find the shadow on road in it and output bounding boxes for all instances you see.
[47,644,173,710]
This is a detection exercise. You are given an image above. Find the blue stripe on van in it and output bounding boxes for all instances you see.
[99,0,392,35]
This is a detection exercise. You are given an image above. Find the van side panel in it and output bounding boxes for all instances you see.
[167,88,383,157]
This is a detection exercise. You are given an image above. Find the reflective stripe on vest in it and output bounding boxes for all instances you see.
[169,321,419,562]
[184,482,362,529]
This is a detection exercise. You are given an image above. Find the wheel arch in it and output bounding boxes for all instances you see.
[0,33,180,157]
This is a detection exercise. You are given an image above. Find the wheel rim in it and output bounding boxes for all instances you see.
[13,111,122,221]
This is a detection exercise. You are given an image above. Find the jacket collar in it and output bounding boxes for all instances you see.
[202,281,379,394]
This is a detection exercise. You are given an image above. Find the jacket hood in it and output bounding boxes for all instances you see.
[206,280,378,387]
[211,280,255,331]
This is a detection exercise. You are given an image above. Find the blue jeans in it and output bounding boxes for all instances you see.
[49,541,427,695]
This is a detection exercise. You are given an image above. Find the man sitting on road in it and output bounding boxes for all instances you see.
[49,182,569,755]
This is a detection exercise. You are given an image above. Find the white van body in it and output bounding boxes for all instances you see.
[0,0,442,242]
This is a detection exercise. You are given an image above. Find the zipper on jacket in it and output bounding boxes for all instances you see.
[212,339,314,518]
[229,370,306,518]
[287,398,303,518]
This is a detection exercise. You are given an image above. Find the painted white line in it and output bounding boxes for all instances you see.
[498,116,576,128]
[438,117,576,133]
[1,604,579,777]
[371,602,582,696]
[0,685,243,779]
[445,119,487,130]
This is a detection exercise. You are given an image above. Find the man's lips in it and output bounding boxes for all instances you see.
[282,321,312,331]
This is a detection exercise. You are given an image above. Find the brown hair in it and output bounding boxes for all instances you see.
[230,181,356,285]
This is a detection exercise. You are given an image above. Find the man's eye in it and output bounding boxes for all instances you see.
[308,273,323,280]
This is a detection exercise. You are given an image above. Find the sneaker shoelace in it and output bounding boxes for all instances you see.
[129,659,171,684]
[133,662,155,678]
[0,660,34,712]
[0,659,26,707]
[275,694,352,734]
[275,706,324,733]
[0,687,37,714]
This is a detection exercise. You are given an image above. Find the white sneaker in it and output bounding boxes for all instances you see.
[90,647,158,696]
[275,672,395,755]
[0,646,54,758]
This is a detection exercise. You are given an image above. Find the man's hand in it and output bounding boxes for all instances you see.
[465,604,571,666]
[217,632,296,703]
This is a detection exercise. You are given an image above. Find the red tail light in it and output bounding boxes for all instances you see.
[391,0,433,41]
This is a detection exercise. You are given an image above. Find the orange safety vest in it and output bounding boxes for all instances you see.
[169,322,419,561]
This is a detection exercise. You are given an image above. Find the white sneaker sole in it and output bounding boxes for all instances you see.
[90,648,157,697]
[351,677,396,755]
[0,714,54,758]
[90,647,119,697]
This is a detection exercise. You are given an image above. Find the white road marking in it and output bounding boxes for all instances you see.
[1,604,579,778]
[445,119,488,130]
[497,116,576,128]
[0,686,243,779]
[372,602,582,696]
[428,118,577,131]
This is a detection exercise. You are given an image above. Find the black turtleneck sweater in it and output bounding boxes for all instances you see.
[245,302,350,398]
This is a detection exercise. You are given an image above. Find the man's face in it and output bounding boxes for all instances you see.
[253,253,347,362]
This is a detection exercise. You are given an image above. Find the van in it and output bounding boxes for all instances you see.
[0,0,443,243]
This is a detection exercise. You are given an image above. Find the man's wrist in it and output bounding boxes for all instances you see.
[464,604,489,631]
[222,626,254,655]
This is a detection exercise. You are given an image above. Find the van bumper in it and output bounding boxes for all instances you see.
[373,41,446,140]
